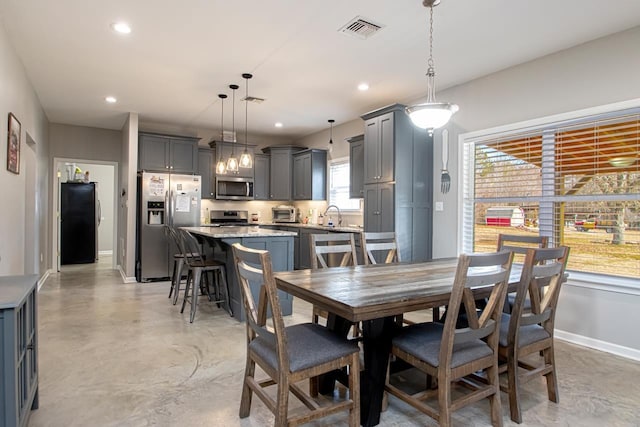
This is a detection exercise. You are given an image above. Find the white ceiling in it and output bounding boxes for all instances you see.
[1,0,640,140]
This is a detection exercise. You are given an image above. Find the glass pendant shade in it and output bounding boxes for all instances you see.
[216,159,227,174]
[226,155,238,172]
[239,73,253,168]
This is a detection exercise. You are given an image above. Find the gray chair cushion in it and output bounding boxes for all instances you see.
[499,313,551,347]
[392,322,493,368]
[249,323,360,373]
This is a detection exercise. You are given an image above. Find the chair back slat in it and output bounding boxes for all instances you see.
[361,232,400,265]
[440,251,513,369]
[310,233,358,270]
[178,229,207,266]
[508,246,569,345]
[232,243,289,371]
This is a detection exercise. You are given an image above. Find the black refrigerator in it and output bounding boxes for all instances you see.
[61,182,99,264]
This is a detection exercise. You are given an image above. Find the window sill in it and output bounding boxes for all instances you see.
[564,270,640,296]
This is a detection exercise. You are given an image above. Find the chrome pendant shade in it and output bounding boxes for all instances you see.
[226,84,239,173]
[406,0,458,134]
[239,73,253,169]
[216,93,228,174]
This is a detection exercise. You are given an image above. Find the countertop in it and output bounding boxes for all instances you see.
[183,226,297,238]
[0,274,38,309]
[260,222,364,233]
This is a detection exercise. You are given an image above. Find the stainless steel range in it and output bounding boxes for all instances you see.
[209,210,257,226]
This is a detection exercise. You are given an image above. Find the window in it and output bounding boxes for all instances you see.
[328,158,360,211]
[462,110,640,279]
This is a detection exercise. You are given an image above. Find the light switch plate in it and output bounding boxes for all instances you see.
[435,201,444,211]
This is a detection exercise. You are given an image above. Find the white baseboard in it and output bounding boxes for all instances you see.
[118,265,137,283]
[99,250,113,256]
[555,329,640,362]
[37,269,53,291]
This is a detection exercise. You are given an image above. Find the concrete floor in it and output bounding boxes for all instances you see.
[29,256,640,426]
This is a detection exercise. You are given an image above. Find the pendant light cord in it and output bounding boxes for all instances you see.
[245,78,248,150]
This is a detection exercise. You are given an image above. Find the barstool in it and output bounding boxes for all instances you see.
[178,229,232,323]
[165,226,197,305]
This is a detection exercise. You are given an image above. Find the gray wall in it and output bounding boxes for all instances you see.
[0,20,49,276]
[119,114,138,279]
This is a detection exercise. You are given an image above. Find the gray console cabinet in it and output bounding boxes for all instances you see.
[1,275,39,427]
[293,149,327,200]
[253,154,270,200]
[262,146,306,200]
[138,132,199,173]
[361,104,433,261]
[198,148,215,199]
[348,134,364,198]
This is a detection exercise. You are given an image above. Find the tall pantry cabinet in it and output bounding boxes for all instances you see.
[361,104,433,261]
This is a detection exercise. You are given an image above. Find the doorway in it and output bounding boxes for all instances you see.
[52,158,118,271]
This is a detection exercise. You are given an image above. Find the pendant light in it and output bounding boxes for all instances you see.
[406,0,458,135]
[328,119,335,144]
[216,93,228,174]
[239,73,253,168]
[226,84,239,173]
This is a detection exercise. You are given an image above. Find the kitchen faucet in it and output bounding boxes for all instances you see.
[324,205,342,227]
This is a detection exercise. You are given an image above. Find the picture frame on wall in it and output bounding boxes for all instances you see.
[7,112,21,174]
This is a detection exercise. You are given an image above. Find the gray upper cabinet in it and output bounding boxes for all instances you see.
[254,154,270,200]
[198,148,215,199]
[361,104,433,262]
[348,134,364,199]
[363,112,394,184]
[293,149,327,200]
[209,141,255,179]
[262,146,306,200]
[138,132,199,173]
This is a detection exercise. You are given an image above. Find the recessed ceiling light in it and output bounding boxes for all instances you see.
[111,22,131,34]
[105,96,117,104]
[274,122,283,128]
[358,83,369,91]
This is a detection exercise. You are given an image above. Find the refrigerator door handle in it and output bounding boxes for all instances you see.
[170,190,175,227]
[164,190,170,227]
[97,199,102,226]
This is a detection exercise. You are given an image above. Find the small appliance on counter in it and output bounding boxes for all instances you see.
[272,205,297,223]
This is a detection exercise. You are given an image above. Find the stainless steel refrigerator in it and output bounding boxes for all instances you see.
[60,182,100,264]
[136,172,201,281]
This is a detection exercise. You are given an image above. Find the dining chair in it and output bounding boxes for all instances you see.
[178,229,232,322]
[385,251,514,427]
[231,243,361,427]
[497,234,549,314]
[361,231,401,265]
[498,246,569,423]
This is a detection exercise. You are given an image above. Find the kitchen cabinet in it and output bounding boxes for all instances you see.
[363,111,395,184]
[208,141,255,179]
[361,104,433,261]
[198,148,215,199]
[348,134,364,198]
[292,149,327,200]
[1,275,39,427]
[262,146,306,200]
[138,132,199,173]
[253,154,270,200]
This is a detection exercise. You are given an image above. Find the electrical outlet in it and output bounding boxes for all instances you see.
[435,201,444,211]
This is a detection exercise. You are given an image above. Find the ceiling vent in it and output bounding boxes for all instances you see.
[339,16,384,39]
[242,96,265,104]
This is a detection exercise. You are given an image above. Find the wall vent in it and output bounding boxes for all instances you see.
[339,16,384,39]
[242,96,265,104]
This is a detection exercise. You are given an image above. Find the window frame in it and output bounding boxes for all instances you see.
[328,156,361,212]
[458,98,640,293]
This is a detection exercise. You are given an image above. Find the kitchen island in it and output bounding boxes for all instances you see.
[182,226,296,321]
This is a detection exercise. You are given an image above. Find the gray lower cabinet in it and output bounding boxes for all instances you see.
[348,135,365,199]
[221,236,294,321]
[292,149,327,200]
[198,148,215,199]
[138,132,199,173]
[262,146,306,200]
[1,275,39,427]
[361,104,433,262]
[253,154,270,200]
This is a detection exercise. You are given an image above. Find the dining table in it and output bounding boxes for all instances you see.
[274,259,523,427]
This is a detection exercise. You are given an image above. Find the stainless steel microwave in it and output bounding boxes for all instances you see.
[216,177,254,200]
